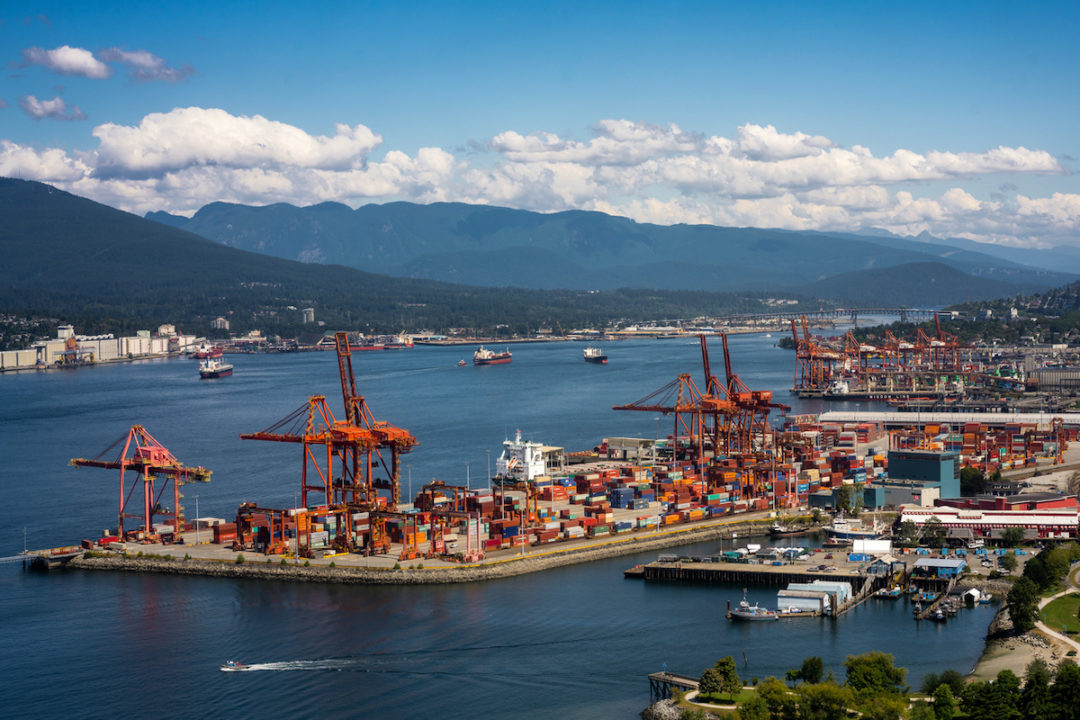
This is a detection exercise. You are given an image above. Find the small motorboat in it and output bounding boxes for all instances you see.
[457,359,466,367]
[221,660,246,672]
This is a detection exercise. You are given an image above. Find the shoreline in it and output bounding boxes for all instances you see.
[67,517,774,585]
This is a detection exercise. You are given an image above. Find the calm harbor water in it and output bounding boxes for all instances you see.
[0,330,995,718]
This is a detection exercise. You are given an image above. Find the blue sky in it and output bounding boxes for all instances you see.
[2,1,1079,247]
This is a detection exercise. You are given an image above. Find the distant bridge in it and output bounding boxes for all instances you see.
[719,307,938,324]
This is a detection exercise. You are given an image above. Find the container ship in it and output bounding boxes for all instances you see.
[199,357,234,379]
[583,346,607,364]
[192,342,223,359]
[473,346,512,366]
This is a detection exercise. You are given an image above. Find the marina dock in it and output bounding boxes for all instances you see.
[630,558,888,617]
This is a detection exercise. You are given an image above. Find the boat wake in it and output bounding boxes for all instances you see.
[224,638,591,674]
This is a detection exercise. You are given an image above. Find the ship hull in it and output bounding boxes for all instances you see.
[474,356,512,366]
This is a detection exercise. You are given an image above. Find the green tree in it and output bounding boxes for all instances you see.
[936,669,966,697]
[799,656,825,685]
[835,484,864,517]
[960,680,992,719]
[1006,576,1039,633]
[699,667,723,698]
[736,695,769,720]
[796,682,853,720]
[757,676,796,720]
[960,466,987,495]
[714,656,741,700]
[985,670,1022,720]
[1021,659,1054,720]
[909,701,935,720]
[861,694,908,720]
[921,517,947,547]
[1050,661,1080,720]
[844,651,907,696]
[932,683,956,720]
[898,520,920,546]
[1001,527,1025,547]
[1001,550,1018,574]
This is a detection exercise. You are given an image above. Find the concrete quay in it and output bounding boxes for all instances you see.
[65,514,782,585]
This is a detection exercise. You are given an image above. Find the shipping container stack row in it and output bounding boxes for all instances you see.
[215,435,892,558]
[888,421,1072,475]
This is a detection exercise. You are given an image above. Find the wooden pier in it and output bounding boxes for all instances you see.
[641,560,856,587]
[636,560,887,617]
[648,671,699,701]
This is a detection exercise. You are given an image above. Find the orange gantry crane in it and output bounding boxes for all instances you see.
[791,316,842,391]
[613,370,711,463]
[240,331,417,553]
[614,333,788,463]
[71,425,211,540]
[718,333,790,454]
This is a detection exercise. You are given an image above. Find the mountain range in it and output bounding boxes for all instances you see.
[0,177,799,336]
[148,200,1075,302]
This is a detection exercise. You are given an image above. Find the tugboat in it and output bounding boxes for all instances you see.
[583,346,608,364]
[473,345,512,366]
[769,521,808,538]
[199,357,234,379]
[728,589,779,622]
[220,660,246,672]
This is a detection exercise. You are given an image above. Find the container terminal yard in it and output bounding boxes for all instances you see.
[790,313,1080,411]
[20,331,1080,585]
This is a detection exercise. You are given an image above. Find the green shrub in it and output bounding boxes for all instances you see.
[280,558,287,565]
[235,554,245,564]
[393,562,401,570]
[184,553,191,560]
[303,560,310,567]
[417,562,424,569]
[329,561,336,568]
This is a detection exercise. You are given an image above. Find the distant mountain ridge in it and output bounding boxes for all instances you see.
[0,177,805,336]
[147,200,1074,302]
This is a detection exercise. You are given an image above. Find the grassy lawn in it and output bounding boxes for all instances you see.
[678,687,757,712]
[1042,592,1080,634]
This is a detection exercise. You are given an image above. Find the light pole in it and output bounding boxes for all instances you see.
[194,495,200,545]
[293,491,299,564]
[653,416,660,463]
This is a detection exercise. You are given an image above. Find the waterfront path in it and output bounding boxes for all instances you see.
[1036,565,1080,655]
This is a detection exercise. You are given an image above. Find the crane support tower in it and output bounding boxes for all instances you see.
[71,425,211,541]
[240,331,417,554]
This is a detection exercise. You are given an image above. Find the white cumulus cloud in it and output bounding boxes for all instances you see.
[21,45,110,78]
[19,95,87,121]
[98,47,195,83]
[92,107,382,177]
[0,112,1077,250]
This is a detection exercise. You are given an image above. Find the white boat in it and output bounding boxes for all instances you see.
[728,589,778,622]
[220,660,246,672]
[823,513,882,540]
